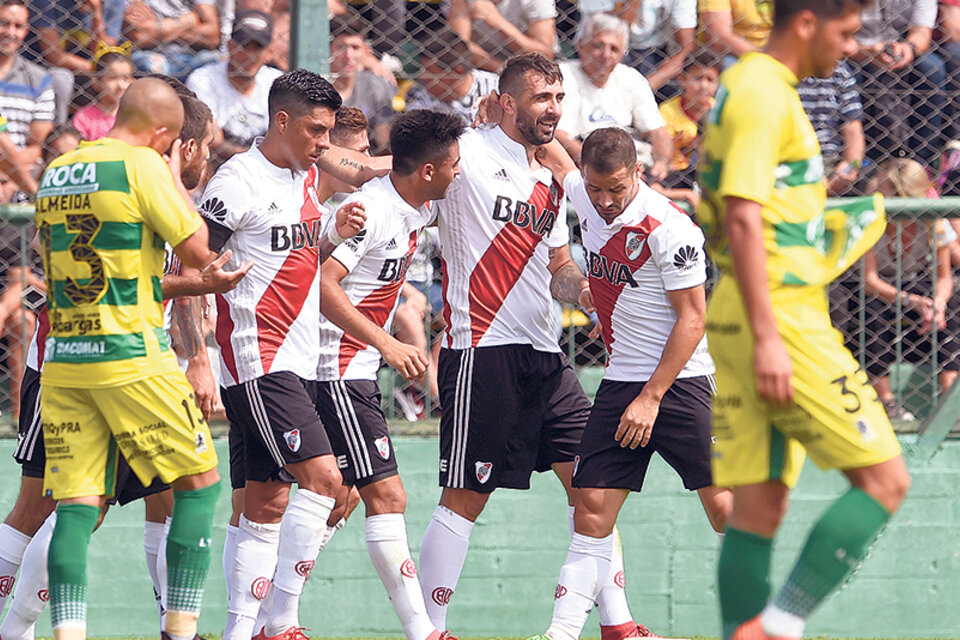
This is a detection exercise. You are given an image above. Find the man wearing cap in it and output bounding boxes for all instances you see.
[187,9,282,163]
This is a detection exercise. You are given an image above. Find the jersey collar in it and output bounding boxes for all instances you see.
[250,137,305,181]
[489,125,554,186]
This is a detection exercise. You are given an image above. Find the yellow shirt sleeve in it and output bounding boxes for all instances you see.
[132,147,203,248]
[698,0,732,12]
[716,84,785,207]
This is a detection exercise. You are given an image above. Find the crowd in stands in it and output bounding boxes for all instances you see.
[0,0,957,421]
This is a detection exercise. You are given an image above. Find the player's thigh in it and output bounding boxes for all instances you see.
[537,352,590,473]
[706,294,807,490]
[437,346,524,492]
[652,376,715,492]
[40,385,118,500]
[94,371,218,488]
[572,379,656,492]
[316,379,399,490]
[787,327,901,471]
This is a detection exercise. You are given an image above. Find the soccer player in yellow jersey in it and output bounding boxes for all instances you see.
[696,2,910,640]
[35,78,224,640]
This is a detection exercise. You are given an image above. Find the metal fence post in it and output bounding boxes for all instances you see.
[291,0,330,74]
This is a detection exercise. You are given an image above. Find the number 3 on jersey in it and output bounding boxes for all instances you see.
[44,214,108,306]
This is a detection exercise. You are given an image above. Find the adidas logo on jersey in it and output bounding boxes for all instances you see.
[493,168,510,181]
[672,245,699,271]
[268,202,280,212]
[386,237,398,249]
[199,197,228,223]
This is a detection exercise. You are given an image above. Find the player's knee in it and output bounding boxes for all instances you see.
[439,487,489,522]
[293,457,342,498]
[360,475,407,514]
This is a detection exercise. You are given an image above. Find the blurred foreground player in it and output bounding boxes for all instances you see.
[695,2,910,638]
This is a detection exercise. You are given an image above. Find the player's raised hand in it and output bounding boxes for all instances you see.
[336,200,367,239]
[472,90,502,128]
[616,390,660,449]
[754,334,793,407]
[201,249,253,293]
[381,337,429,381]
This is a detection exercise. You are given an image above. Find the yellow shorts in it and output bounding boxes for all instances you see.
[41,370,218,500]
[706,276,901,489]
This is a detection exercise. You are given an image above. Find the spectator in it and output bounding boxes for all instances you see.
[186,9,282,161]
[329,14,397,153]
[71,49,135,140]
[0,0,56,178]
[698,0,773,60]
[404,26,498,123]
[861,159,959,419]
[26,0,126,122]
[936,0,960,145]
[853,0,943,165]
[123,0,222,80]
[577,0,696,96]
[447,0,556,72]
[798,61,865,196]
[556,13,673,181]
[653,46,720,207]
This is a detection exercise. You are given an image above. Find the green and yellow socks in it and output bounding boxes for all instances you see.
[718,488,892,640]
[165,482,221,640]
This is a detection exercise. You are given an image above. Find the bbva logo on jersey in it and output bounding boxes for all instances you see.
[271,219,325,252]
[492,195,557,237]
[587,251,639,288]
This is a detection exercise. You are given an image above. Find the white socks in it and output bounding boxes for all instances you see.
[223,516,281,640]
[223,523,239,601]
[0,522,31,615]
[366,514,436,640]
[0,513,56,640]
[567,506,634,627]
[265,489,334,637]
[547,532,614,640]
[419,506,474,631]
[761,602,806,638]
[143,520,166,623]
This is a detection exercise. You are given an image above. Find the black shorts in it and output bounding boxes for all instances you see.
[220,371,333,485]
[14,366,43,478]
[315,380,399,488]
[572,376,715,492]
[17,366,169,504]
[227,418,247,490]
[438,345,589,493]
[108,457,170,506]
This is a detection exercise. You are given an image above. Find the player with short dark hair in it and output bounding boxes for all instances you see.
[315,108,464,640]
[696,1,909,638]
[201,69,366,640]
[526,126,732,640]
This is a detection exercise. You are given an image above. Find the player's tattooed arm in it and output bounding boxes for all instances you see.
[171,292,205,360]
[316,145,391,188]
[548,245,593,311]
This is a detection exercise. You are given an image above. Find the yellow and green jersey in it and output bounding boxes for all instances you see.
[35,137,202,388]
[696,52,884,291]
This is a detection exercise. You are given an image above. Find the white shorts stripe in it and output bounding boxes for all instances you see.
[15,386,43,463]
[331,381,372,478]
[449,348,474,488]
[245,380,285,467]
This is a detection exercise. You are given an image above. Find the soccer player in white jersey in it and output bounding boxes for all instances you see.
[198,69,366,640]
[528,127,733,640]
[315,109,465,640]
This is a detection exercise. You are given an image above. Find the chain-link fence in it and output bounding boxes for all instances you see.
[1,0,960,432]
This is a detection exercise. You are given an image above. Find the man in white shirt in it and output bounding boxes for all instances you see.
[316,109,465,640]
[186,9,283,163]
[529,126,732,640]
[556,13,673,181]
